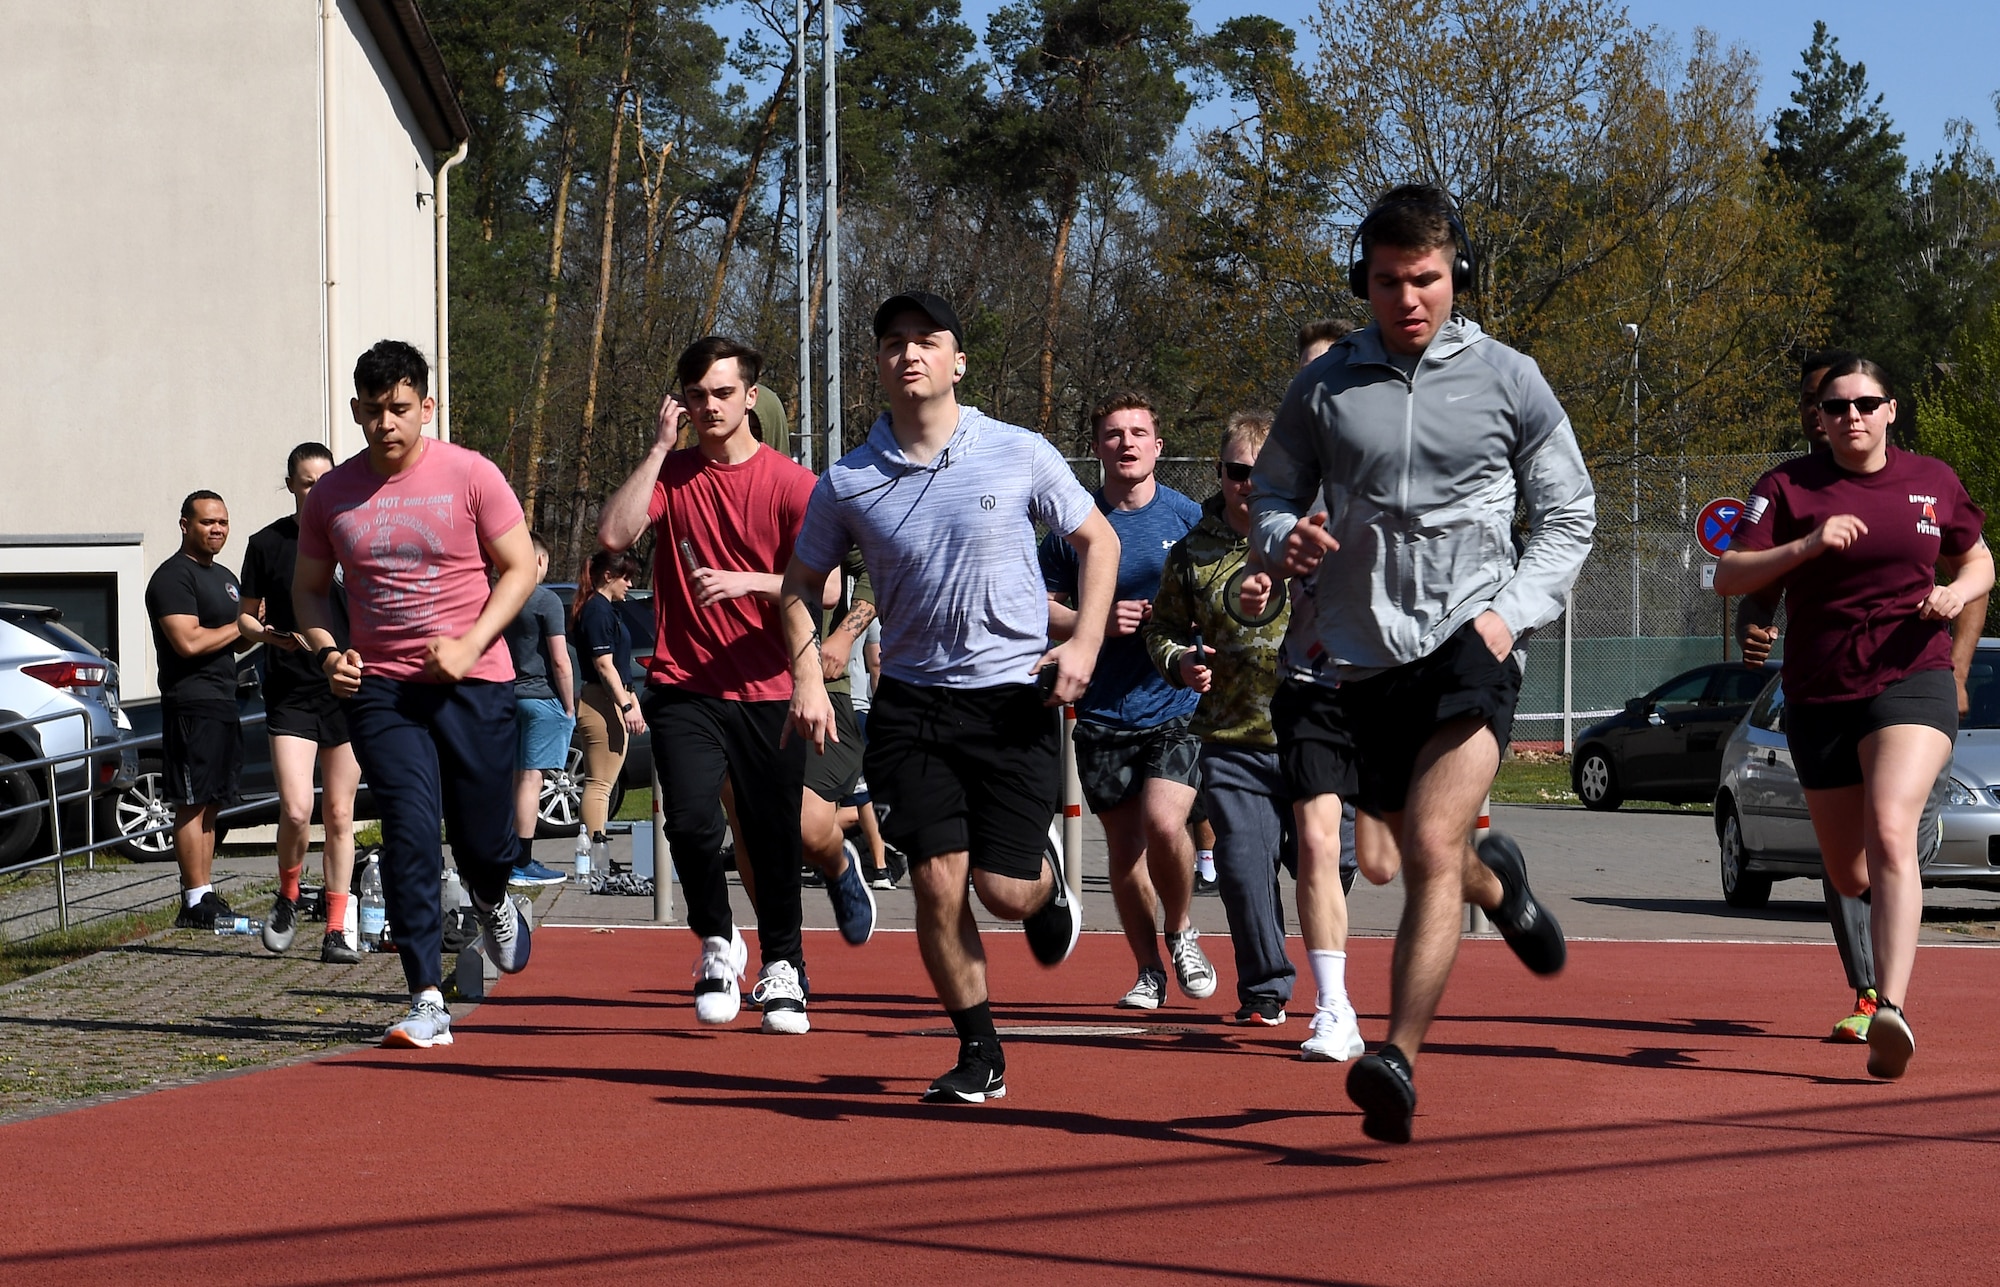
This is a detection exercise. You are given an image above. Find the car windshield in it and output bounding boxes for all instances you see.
[1964,649,2000,730]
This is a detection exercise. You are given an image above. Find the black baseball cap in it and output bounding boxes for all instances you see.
[872,290,964,347]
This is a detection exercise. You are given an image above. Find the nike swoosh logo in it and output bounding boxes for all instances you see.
[1446,393,1473,402]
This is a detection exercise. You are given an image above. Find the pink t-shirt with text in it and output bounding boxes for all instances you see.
[298,440,525,683]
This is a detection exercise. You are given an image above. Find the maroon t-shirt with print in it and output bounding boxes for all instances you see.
[1734,446,1984,704]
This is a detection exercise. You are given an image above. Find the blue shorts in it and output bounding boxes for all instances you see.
[515,696,574,771]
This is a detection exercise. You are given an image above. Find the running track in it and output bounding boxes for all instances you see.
[3,928,1996,1285]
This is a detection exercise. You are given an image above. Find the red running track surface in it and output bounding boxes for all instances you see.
[3,928,1997,1285]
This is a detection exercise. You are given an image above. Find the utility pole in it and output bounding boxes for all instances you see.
[794,0,812,468]
[821,0,841,470]
[1625,322,1641,640]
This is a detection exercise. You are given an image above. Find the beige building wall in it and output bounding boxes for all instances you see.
[0,1,451,699]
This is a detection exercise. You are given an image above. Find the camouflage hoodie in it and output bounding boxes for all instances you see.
[1144,495,1290,747]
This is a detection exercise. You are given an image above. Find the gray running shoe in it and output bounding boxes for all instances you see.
[383,997,453,1049]
[475,892,533,974]
[261,893,298,954]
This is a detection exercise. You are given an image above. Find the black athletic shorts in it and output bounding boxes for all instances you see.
[160,698,243,808]
[264,673,350,747]
[864,677,1058,880]
[804,691,864,803]
[1271,621,1521,815]
[1071,713,1202,815]
[1783,669,1958,791]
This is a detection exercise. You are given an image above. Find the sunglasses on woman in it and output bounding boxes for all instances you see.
[1218,461,1254,482]
[1818,396,1890,417]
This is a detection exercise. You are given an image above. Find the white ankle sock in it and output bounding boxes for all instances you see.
[416,987,445,1009]
[183,884,211,909]
[1196,851,1216,880]
[1309,949,1348,1011]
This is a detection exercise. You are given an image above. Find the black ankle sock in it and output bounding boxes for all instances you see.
[516,835,534,866]
[948,1001,999,1051]
[1378,1043,1412,1076]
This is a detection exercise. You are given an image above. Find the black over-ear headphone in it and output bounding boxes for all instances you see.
[1347,192,1477,298]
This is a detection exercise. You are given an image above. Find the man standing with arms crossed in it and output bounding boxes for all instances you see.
[1251,186,1595,1142]
[781,290,1118,1103]
[147,491,245,929]
[295,340,538,1049]
[1042,392,1216,1009]
[599,336,867,1036]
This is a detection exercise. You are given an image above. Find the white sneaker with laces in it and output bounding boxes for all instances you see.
[693,928,748,1025]
[383,995,453,1049]
[1116,967,1168,1010]
[1167,927,1218,999]
[750,959,810,1034]
[1300,1004,1365,1062]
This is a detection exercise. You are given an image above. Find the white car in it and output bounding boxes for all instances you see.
[0,603,130,866]
[1712,643,2000,907]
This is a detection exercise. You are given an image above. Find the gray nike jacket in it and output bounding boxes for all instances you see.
[1249,316,1596,682]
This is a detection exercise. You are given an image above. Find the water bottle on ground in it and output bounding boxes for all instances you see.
[213,916,264,936]
[442,866,467,911]
[590,833,609,881]
[359,855,387,951]
[573,824,593,886]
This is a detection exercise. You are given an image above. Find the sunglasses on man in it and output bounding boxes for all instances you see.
[1218,461,1253,482]
[1818,396,1890,417]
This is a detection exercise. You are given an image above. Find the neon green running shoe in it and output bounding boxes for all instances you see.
[1831,989,1878,1043]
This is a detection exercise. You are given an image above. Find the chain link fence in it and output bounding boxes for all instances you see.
[1069,452,1800,750]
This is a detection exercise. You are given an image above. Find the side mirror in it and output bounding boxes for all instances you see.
[1623,697,1646,717]
[1647,710,1665,726]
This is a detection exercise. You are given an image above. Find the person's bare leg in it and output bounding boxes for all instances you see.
[1098,799,1163,971]
[1142,778,1198,934]
[174,804,216,893]
[912,850,986,1008]
[856,801,888,874]
[1858,726,1952,1007]
[318,742,360,894]
[1294,793,1350,953]
[270,735,319,890]
[1381,716,1500,1064]
[800,788,850,878]
[513,767,542,844]
[971,863,1054,920]
[1353,809,1402,885]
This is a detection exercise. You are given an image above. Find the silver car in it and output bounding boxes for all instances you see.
[1713,643,2000,907]
[0,602,132,865]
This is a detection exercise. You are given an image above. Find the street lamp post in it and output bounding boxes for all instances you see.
[1625,322,1641,640]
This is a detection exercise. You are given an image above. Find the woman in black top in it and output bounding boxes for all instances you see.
[236,442,363,964]
[572,550,645,843]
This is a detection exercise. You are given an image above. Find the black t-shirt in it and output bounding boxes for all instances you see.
[575,593,633,687]
[145,552,242,704]
[239,515,352,694]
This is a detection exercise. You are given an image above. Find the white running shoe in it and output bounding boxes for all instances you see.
[1300,1005,1365,1062]
[750,959,810,1035]
[383,996,453,1049]
[693,928,748,1025]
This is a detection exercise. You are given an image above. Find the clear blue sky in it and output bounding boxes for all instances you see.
[947,0,2000,161]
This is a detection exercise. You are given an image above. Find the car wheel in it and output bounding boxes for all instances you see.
[0,751,45,866]
[536,745,586,839]
[1574,746,1622,811]
[114,758,178,862]
[1718,806,1772,909]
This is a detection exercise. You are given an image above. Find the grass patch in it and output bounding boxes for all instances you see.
[615,791,652,823]
[1491,752,1711,812]
[0,903,180,988]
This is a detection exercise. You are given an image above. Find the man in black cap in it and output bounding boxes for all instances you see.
[779,290,1120,1103]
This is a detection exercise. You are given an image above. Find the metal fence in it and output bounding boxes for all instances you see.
[1069,451,1798,750]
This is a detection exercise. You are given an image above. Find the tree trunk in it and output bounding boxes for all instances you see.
[519,115,578,526]
[1036,179,1079,438]
[568,1,641,563]
[698,65,795,334]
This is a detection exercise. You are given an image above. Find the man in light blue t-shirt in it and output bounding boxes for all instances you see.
[1042,392,1216,1011]
[780,290,1120,1106]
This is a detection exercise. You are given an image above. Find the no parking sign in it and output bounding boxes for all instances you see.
[1695,497,1746,558]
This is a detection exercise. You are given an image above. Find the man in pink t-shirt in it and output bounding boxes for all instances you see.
[294,340,541,1050]
[599,336,833,1035]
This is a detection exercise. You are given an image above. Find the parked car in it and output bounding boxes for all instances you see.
[0,602,133,866]
[1571,662,1776,811]
[1712,646,2000,908]
[116,650,376,861]
[536,584,654,837]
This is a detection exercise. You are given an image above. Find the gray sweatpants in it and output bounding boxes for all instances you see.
[1199,745,1300,1006]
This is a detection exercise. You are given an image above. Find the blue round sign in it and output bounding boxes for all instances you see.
[1696,496,1745,558]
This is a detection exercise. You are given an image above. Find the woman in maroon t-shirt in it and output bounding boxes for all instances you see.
[1716,357,1993,1080]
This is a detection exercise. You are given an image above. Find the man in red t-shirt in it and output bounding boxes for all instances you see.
[294,340,541,1050]
[598,336,827,1034]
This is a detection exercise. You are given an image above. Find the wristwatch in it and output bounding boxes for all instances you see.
[620,700,635,713]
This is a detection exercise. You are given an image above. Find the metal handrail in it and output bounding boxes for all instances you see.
[0,709,281,932]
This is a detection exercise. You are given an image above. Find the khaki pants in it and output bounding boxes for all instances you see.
[574,682,630,836]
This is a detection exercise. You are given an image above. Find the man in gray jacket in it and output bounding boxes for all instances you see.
[1249,185,1596,1143]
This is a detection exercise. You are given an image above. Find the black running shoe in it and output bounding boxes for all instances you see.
[1193,873,1219,897]
[1476,832,1566,975]
[1225,997,1288,1026]
[174,890,233,931]
[320,930,362,965]
[1346,1049,1417,1143]
[1022,859,1080,967]
[922,1041,1007,1104]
